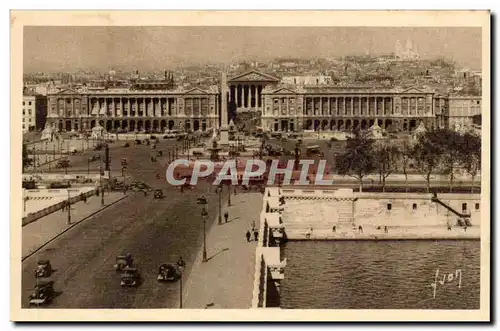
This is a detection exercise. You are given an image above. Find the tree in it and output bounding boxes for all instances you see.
[399,139,413,193]
[413,131,444,193]
[461,132,481,193]
[374,143,400,192]
[22,143,33,172]
[438,129,465,193]
[336,131,375,192]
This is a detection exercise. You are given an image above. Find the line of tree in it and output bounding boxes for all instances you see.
[336,128,481,193]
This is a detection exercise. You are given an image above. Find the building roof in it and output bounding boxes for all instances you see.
[47,85,219,96]
[228,70,280,83]
[262,84,436,95]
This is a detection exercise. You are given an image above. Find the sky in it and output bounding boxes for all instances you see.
[23,26,482,72]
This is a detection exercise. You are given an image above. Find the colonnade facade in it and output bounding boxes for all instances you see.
[262,92,436,133]
[227,70,280,113]
[228,84,264,112]
[46,91,220,133]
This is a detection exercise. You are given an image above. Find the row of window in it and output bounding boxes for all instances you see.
[22,110,32,116]
[22,118,32,122]
[387,202,480,211]
[22,101,32,106]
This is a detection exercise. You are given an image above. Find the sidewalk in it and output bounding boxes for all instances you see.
[183,192,263,309]
[285,224,481,240]
[22,192,127,259]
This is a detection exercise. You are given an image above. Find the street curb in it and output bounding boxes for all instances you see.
[22,193,131,262]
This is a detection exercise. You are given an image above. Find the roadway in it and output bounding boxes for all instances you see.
[22,138,227,308]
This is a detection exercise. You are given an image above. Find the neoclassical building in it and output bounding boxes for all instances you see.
[46,83,220,133]
[227,70,280,113]
[261,85,439,133]
[43,70,481,134]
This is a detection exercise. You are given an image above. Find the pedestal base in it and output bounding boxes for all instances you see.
[218,129,230,147]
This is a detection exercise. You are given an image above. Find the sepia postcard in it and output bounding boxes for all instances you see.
[10,10,490,322]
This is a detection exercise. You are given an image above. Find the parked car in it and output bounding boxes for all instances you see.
[49,182,71,189]
[28,281,55,306]
[55,159,71,168]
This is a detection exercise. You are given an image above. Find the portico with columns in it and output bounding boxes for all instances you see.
[262,86,436,133]
[46,87,220,133]
[227,70,280,113]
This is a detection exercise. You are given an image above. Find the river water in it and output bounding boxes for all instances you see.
[280,240,480,309]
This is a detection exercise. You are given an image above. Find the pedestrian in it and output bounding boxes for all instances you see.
[384,226,388,234]
[252,220,256,231]
[96,187,100,197]
[177,256,186,272]
[254,229,258,241]
[246,230,251,242]
[224,211,229,223]
[332,225,336,233]
[358,225,363,234]
[83,195,87,204]
[463,226,467,232]
[447,224,452,231]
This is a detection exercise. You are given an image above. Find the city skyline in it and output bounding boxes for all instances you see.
[24,26,482,73]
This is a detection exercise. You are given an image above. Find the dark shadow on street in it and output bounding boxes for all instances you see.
[205,248,229,262]
[221,216,240,225]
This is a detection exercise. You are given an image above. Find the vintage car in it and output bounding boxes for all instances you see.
[306,145,321,156]
[114,254,133,271]
[134,139,142,145]
[123,142,130,148]
[270,132,282,139]
[120,267,140,287]
[35,260,52,278]
[157,264,181,282]
[129,181,151,192]
[156,150,163,157]
[55,159,71,169]
[89,154,101,162]
[28,280,55,306]
[153,189,164,199]
[49,181,71,189]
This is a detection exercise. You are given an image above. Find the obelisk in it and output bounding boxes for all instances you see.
[218,70,229,147]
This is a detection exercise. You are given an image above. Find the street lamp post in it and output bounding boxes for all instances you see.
[179,268,183,308]
[100,164,104,205]
[228,184,231,206]
[67,189,71,225]
[217,184,222,225]
[202,208,208,262]
[197,196,209,262]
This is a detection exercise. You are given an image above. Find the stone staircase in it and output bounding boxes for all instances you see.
[335,199,354,225]
[282,198,356,238]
